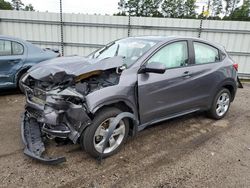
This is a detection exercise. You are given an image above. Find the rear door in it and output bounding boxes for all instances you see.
[0,39,26,85]
[138,40,201,125]
[185,41,225,108]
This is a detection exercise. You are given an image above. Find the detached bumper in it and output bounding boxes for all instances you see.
[21,112,66,165]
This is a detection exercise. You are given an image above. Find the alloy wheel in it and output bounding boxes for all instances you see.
[216,92,230,117]
[93,118,126,154]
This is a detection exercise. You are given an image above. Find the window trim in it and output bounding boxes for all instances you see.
[192,41,222,66]
[11,41,24,55]
[0,39,24,56]
[140,39,191,70]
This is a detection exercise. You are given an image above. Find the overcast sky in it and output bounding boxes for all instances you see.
[6,0,231,15]
[12,0,120,15]
[6,0,205,15]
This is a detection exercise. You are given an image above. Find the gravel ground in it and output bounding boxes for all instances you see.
[0,84,249,188]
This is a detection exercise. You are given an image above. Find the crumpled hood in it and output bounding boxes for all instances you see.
[27,56,124,83]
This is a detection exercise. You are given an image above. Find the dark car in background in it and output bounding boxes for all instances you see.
[20,36,238,164]
[0,35,59,91]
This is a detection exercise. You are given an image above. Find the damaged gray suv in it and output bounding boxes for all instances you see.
[21,36,238,164]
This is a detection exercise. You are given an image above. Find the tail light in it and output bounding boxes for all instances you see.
[233,63,238,71]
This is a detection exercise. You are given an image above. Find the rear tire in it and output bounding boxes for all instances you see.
[208,88,231,120]
[80,107,129,158]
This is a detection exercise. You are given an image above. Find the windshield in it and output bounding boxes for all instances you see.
[88,38,157,67]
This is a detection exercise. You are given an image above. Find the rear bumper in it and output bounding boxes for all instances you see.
[21,112,66,164]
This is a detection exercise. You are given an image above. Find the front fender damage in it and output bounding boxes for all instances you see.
[21,87,92,164]
[21,110,139,164]
[20,56,138,164]
[21,84,138,164]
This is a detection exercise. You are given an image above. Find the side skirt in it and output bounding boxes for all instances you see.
[137,108,201,132]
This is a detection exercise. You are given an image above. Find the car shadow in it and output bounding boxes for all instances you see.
[0,88,23,96]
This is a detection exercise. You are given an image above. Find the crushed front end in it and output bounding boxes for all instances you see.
[21,75,92,164]
[19,55,128,164]
[20,55,125,164]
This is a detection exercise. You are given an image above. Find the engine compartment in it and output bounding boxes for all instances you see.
[24,68,121,97]
[75,69,120,95]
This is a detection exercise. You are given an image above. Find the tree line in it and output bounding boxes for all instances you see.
[116,0,250,21]
[0,0,34,11]
[1,0,249,21]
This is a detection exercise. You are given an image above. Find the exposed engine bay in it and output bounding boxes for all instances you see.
[22,68,121,142]
[75,69,121,95]
[20,56,137,164]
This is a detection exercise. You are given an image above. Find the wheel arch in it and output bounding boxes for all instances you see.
[89,100,139,136]
[219,78,237,102]
[15,66,31,86]
[222,84,236,101]
[208,78,237,110]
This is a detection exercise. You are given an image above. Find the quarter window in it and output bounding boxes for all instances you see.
[194,42,220,64]
[0,40,11,56]
[148,41,188,68]
[12,42,24,55]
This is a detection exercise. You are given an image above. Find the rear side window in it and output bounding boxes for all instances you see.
[0,40,11,56]
[12,41,24,55]
[194,42,220,64]
[148,41,188,68]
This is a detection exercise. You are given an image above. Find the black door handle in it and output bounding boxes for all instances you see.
[182,71,191,78]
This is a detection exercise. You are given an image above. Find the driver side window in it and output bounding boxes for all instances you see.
[148,41,188,68]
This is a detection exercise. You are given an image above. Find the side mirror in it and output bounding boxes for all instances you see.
[138,62,166,74]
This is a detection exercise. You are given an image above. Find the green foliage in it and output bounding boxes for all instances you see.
[117,0,197,18]
[11,0,24,10]
[117,0,127,15]
[117,0,250,21]
[0,0,34,11]
[225,0,241,16]
[0,0,13,10]
[161,0,184,18]
[211,0,223,17]
[24,4,34,11]
[227,0,250,20]
[116,0,162,17]
[10,0,35,11]
[183,0,197,18]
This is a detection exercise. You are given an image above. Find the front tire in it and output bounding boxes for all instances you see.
[208,88,231,120]
[81,107,129,158]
